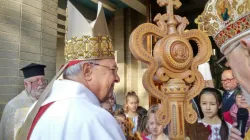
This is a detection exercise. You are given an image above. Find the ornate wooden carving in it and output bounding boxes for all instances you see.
[129,0,212,139]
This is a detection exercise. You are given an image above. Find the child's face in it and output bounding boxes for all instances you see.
[147,113,164,136]
[200,93,219,118]
[126,96,138,112]
[115,116,126,131]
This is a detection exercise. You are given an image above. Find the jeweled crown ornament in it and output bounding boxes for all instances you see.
[64,1,114,62]
[201,0,250,53]
[129,0,212,139]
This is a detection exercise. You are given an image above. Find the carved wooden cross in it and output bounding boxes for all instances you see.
[129,0,212,139]
[157,0,182,18]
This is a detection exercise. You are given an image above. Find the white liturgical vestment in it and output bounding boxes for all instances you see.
[29,79,126,140]
[0,90,34,140]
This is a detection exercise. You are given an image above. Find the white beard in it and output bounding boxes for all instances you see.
[241,86,250,104]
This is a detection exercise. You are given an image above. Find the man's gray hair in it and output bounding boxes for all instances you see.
[63,60,97,79]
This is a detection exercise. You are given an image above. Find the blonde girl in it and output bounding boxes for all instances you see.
[145,105,169,140]
[124,91,139,134]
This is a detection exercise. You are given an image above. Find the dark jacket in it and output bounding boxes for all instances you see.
[222,89,239,113]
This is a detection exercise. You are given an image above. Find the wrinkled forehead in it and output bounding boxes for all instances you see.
[99,58,117,67]
[25,75,45,81]
[221,70,233,78]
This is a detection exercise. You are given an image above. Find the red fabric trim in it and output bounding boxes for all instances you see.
[59,60,83,72]
[214,14,250,47]
[27,102,55,140]
[66,60,83,68]
[223,111,234,124]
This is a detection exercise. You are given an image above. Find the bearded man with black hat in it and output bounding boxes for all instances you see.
[0,63,47,140]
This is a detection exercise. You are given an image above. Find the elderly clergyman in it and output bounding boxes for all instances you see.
[200,0,250,139]
[0,63,47,140]
[16,1,125,140]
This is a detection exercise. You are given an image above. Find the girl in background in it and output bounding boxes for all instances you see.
[137,106,149,138]
[198,87,231,140]
[145,105,169,140]
[124,91,139,134]
[114,109,126,133]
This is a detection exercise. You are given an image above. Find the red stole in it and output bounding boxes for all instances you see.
[27,102,55,140]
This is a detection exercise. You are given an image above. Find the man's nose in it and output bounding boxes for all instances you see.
[115,74,120,83]
[37,79,43,85]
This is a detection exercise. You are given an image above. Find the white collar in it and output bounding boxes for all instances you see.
[42,79,100,106]
[228,90,235,95]
[227,90,235,98]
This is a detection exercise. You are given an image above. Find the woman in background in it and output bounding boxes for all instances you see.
[226,91,250,132]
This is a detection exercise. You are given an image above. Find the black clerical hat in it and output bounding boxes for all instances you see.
[20,63,46,79]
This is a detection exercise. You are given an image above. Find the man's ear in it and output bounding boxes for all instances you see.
[24,80,31,93]
[24,81,28,89]
[240,38,250,56]
[82,63,92,81]
[245,45,250,66]
[240,38,250,66]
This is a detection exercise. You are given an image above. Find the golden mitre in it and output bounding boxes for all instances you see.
[201,0,250,53]
[65,1,114,62]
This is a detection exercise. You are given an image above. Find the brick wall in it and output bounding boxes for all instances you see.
[0,0,58,119]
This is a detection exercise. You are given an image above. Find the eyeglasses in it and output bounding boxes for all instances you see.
[90,63,118,75]
[216,42,241,66]
[29,79,48,86]
[221,78,235,83]
[236,94,243,98]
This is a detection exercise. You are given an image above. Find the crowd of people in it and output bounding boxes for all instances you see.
[100,91,169,140]
[98,69,250,140]
[0,65,249,140]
